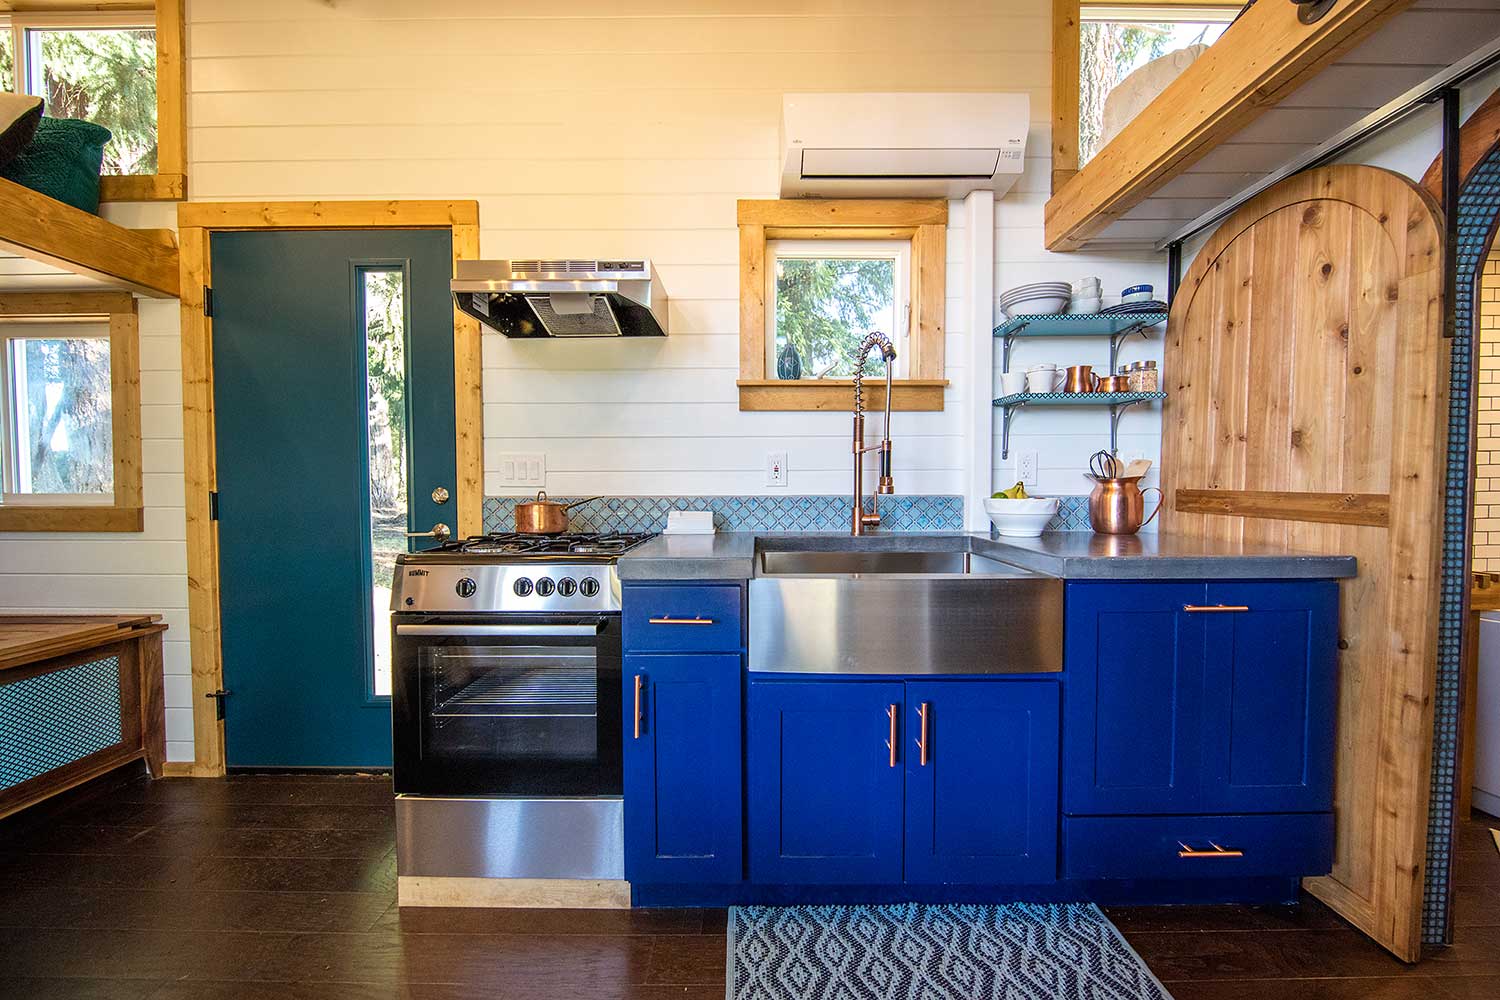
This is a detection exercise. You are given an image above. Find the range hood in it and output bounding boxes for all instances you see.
[452,259,668,338]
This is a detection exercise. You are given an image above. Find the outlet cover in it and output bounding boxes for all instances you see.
[497,452,546,488]
[766,451,788,488]
[1017,451,1038,487]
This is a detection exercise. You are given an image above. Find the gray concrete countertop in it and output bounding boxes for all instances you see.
[616,530,1356,581]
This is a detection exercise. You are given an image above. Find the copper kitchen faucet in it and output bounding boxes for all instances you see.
[850,331,897,536]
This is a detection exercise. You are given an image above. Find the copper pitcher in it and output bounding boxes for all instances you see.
[1063,365,1100,393]
[1087,474,1162,535]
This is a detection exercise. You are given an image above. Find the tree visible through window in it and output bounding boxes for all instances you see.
[3,336,113,497]
[769,241,908,380]
[27,27,158,175]
[365,269,407,699]
[0,31,13,91]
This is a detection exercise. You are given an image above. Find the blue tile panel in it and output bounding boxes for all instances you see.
[0,656,123,790]
[483,495,965,533]
[1425,152,1500,945]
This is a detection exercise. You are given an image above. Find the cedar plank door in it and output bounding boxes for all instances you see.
[1161,164,1446,962]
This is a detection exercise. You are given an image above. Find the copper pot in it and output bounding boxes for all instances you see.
[1098,375,1132,393]
[513,491,602,534]
[1087,475,1162,535]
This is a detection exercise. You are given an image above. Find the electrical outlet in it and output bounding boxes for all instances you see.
[1016,451,1039,487]
[766,451,788,488]
[497,452,546,488]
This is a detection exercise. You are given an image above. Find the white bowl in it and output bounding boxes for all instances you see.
[1067,297,1102,315]
[1001,283,1070,302]
[1002,294,1069,319]
[986,510,1056,537]
[986,497,1059,514]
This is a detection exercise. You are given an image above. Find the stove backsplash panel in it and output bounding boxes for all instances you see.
[482,495,966,534]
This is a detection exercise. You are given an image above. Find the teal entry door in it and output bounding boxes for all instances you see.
[211,230,458,768]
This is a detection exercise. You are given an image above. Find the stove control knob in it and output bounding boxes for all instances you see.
[557,577,577,598]
[512,577,534,597]
[455,578,477,599]
[535,577,556,598]
[579,577,601,598]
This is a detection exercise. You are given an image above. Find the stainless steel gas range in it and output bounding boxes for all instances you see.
[389,531,655,894]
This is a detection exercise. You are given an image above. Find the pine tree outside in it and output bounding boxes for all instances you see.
[769,240,908,380]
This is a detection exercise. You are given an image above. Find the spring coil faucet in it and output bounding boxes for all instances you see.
[850,331,897,535]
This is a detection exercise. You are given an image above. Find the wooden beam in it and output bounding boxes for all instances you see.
[0,291,134,317]
[0,506,143,532]
[1175,489,1391,527]
[451,221,484,540]
[737,199,948,228]
[0,178,178,296]
[178,201,480,230]
[155,0,186,180]
[99,173,185,204]
[737,380,948,412]
[1052,0,1080,194]
[1044,0,1414,251]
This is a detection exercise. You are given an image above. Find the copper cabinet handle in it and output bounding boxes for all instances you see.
[1177,841,1244,859]
[648,616,715,625]
[886,704,898,767]
[916,702,930,766]
[633,674,644,739]
[1182,605,1250,613]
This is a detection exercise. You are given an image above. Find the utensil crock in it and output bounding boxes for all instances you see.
[1086,474,1162,535]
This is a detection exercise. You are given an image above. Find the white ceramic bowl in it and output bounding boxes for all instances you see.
[985,497,1059,537]
[1001,294,1069,319]
[1002,282,1070,302]
[1067,296,1102,315]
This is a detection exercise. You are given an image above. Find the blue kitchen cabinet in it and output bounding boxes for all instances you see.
[1064,580,1337,817]
[747,679,906,884]
[623,652,743,885]
[904,680,1058,884]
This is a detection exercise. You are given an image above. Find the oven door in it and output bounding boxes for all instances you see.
[391,614,622,796]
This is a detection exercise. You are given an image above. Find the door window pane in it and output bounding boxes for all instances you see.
[5,337,113,496]
[769,240,908,380]
[365,270,407,698]
[25,27,157,175]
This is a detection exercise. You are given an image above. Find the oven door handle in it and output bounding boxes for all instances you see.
[394,624,603,637]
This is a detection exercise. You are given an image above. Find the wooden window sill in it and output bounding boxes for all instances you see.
[99,173,186,203]
[0,506,144,532]
[738,379,948,412]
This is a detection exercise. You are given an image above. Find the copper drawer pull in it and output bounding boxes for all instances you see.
[916,702,930,766]
[1177,841,1244,859]
[633,674,644,739]
[1182,604,1250,613]
[648,616,715,625]
[886,704,898,767]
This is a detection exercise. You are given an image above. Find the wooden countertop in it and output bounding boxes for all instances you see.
[0,614,165,672]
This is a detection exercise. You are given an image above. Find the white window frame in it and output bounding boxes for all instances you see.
[764,239,912,380]
[3,12,156,128]
[0,325,115,507]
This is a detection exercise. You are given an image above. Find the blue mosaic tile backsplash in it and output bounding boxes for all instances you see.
[482,494,1098,534]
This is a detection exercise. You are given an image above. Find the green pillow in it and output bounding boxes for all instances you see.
[1,116,112,214]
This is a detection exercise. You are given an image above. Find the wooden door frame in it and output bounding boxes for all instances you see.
[172,201,482,777]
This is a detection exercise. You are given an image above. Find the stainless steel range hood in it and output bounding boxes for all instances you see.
[452,259,668,338]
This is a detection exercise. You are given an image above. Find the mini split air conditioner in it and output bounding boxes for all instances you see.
[780,92,1029,199]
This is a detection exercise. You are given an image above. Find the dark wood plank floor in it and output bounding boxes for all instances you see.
[0,770,1495,999]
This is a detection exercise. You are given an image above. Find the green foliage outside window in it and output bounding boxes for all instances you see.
[32,28,157,175]
[8,338,113,495]
[774,258,895,379]
[0,33,13,91]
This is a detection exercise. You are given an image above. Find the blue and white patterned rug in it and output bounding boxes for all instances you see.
[727,902,1172,1000]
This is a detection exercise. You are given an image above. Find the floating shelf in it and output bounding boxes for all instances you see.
[994,312,1168,374]
[993,391,1166,459]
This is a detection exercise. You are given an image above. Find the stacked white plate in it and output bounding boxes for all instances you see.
[1000,281,1072,320]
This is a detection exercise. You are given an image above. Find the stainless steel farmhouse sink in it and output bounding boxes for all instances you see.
[748,537,1062,674]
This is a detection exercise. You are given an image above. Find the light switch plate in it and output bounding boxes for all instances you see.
[496,452,545,488]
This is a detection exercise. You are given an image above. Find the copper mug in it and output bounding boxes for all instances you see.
[1087,474,1162,535]
[1064,365,1100,393]
[1098,374,1132,393]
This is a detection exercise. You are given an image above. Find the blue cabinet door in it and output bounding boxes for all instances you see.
[623,653,742,884]
[904,680,1059,883]
[1199,581,1338,813]
[748,679,905,884]
[1063,582,1208,815]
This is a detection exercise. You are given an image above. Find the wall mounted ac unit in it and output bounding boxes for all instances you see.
[780,92,1029,199]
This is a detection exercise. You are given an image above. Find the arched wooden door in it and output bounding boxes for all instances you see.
[1161,164,1446,961]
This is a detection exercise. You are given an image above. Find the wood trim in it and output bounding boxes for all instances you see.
[1174,489,1391,527]
[0,291,133,317]
[1052,0,1081,194]
[737,199,947,228]
[1419,86,1500,205]
[1044,0,1413,251]
[0,177,179,296]
[0,505,143,532]
[737,380,947,412]
[99,173,185,203]
[90,1,187,203]
[160,760,219,777]
[397,876,631,909]
[0,746,144,821]
[178,201,481,230]
[736,199,948,411]
[176,203,484,776]
[109,303,143,512]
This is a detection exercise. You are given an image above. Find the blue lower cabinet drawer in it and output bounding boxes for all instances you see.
[1063,813,1333,880]
[623,585,743,652]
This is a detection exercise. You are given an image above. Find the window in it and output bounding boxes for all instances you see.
[0,292,143,532]
[364,268,409,700]
[0,3,186,202]
[737,199,948,412]
[1078,5,1236,165]
[766,240,910,381]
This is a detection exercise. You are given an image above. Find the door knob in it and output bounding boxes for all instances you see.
[431,486,450,505]
[408,522,451,543]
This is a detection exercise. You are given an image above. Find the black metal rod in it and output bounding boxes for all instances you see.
[1442,87,1461,340]
[1167,241,1183,306]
